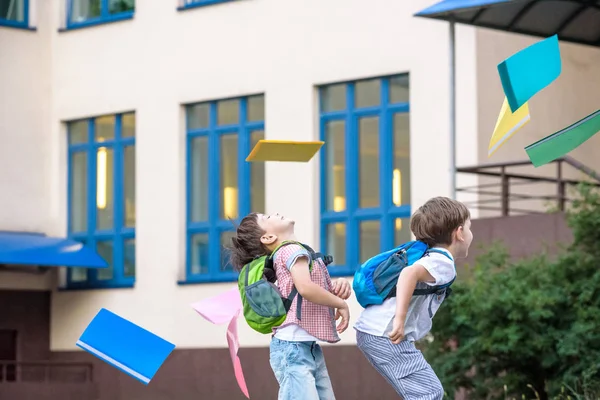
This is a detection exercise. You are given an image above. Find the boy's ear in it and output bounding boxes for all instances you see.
[260,234,277,246]
[455,225,465,242]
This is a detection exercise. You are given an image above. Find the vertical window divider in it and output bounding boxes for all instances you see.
[380,78,393,251]
[207,102,219,277]
[346,83,359,272]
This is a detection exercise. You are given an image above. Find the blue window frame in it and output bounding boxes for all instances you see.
[319,75,413,277]
[67,112,136,289]
[177,0,237,11]
[184,95,265,284]
[66,0,134,30]
[0,0,29,29]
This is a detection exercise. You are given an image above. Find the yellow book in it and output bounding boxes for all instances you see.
[246,140,324,162]
[488,97,531,157]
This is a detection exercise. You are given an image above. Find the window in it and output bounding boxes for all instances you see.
[67,0,134,29]
[67,112,136,289]
[319,75,412,276]
[185,95,265,283]
[0,0,28,29]
[178,0,237,11]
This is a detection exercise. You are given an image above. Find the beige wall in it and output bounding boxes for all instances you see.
[474,28,600,215]
[1,0,482,350]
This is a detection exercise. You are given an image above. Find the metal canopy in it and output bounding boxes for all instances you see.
[0,231,108,268]
[415,0,600,48]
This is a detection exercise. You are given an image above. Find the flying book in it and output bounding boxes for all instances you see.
[525,110,600,167]
[246,140,324,162]
[76,308,176,385]
[498,34,561,113]
[488,97,530,157]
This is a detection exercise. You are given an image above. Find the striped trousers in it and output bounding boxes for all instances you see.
[356,330,444,400]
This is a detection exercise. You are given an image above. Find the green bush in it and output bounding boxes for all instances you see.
[424,184,600,400]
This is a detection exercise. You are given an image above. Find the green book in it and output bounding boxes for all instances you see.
[525,110,600,167]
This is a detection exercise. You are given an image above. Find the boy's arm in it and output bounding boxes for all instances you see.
[389,264,435,344]
[290,257,350,333]
[290,257,347,310]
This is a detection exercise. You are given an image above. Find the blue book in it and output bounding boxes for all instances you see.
[498,34,562,113]
[76,308,176,385]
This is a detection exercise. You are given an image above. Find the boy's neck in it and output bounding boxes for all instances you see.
[432,243,456,259]
[270,233,298,251]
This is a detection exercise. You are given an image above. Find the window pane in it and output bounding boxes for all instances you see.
[355,79,381,108]
[394,218,411,246]
[360,220,380,263]
[70,239,88,282]
[217,99,239,125]
[95,116,115,142]
[190,136,209,222]
[0,0,24,22]
[122,113,135,138]
[190,233,209,275]
[220,134,238,220]
[70,267,88,282]
[247,95,264,122]
[359,117,379,208]
[124,238,135,277]
[220,231,235,271]
[188,103,209,130]
[124,146,136,227]
[69,120,88,144]
[70,0,101,23]
[70,152,88,232]
[96,241,114,280]
[325,120,345,211]
[96,147,114,230]
[393,113,410,206]
[109,0,134,14]
[326,223,346,266]
[321,84,346,112]
[390,75,410,104]
[251,130,265,213]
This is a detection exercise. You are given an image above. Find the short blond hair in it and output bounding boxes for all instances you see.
[410,197,470,247]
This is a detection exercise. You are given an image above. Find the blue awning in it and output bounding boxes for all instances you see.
[0,232,108,268]
[415,0,600,48]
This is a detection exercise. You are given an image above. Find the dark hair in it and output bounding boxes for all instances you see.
[410,197,470,247]
[228,213,269,271]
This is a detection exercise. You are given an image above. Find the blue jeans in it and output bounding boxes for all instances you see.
[269,337,336,400]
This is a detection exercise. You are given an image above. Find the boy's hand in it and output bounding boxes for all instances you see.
[334,303,350,333]
[388,316,405,344]
[332,278,352,300]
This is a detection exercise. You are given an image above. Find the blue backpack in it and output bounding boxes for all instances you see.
[353,240,455,308]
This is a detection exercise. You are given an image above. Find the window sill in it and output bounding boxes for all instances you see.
[0,19,35,31]
[59,12,134,33]
[177,0,238,12]
[59,281,135,291]
[178,275,237,285]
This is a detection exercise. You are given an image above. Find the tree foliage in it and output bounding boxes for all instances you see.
[424,185,600,399]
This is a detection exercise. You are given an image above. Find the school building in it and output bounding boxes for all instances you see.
[1,0,599,398]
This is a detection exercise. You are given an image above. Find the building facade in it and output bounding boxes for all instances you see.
[1,0,599,398]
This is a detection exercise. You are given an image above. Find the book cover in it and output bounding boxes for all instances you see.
[498,34,561,113]
[525,110,600,167]
[488,97,530,157]
[246,139,324,162]
[76,308,176,385]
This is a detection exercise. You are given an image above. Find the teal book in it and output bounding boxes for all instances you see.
[525,110,600,167]
[498,35,561,113]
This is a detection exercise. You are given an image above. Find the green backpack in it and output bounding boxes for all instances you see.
[238,241,333,334]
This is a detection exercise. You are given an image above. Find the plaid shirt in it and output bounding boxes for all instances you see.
[272,243,340,343]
